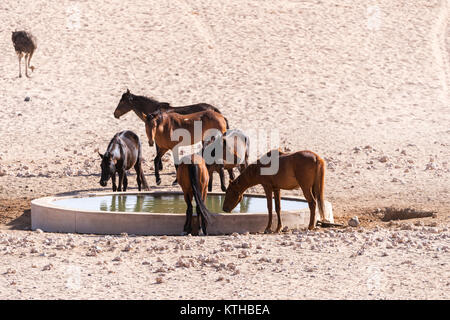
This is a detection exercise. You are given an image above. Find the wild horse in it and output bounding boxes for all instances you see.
[144,109,227,186]
[223,150,326,231]
[113,89,229,171]
[99,130,149,191]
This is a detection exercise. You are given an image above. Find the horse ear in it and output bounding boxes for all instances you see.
[126,88,130,94]
[98,152,104,159]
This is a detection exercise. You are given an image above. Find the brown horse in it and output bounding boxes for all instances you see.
[202,129,250,192]
[113,89,229,171]
[177,154,211,235]
[223,150,326,232]
[99,130,149,192]
[144,109,227,185]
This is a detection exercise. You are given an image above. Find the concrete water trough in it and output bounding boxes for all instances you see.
[31,191,333,235]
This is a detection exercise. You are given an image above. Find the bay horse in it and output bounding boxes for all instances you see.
[202,129,250,192]
[144,109,228,185]
[113,89,229,171]
[99,130,149,192]
[177,154,211,235]
[222,150,326,232]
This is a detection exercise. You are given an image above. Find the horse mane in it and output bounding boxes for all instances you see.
[106,133,125,158]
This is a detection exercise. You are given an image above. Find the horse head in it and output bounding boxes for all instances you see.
[99,151,116,187]
[144,111,163,147]
[222,178,243,212]
[114,89,134,119]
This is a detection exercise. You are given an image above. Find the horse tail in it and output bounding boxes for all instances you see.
[312,156,326,221]
[188,164,211,226]
[138,147,150,190]
[244,135,250,166]
[224,116,229,129]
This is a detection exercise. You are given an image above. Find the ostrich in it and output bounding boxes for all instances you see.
[11,31,37,78]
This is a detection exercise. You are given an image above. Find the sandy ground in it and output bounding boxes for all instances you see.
[0,0,449,299]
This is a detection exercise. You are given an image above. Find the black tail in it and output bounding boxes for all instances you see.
[225,117,229,129]
[188,164,211,228]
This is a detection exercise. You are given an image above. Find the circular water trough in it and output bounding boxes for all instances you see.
[31,191,333,235]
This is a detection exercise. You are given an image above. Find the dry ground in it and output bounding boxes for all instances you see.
[0,0,449,299]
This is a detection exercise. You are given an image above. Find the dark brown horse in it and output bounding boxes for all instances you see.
[177,154,211,235]
[144,109,228,185]
[223,150,326,232]
[99,130,149,192]
[113,89,229,171]
[202,129,250,191]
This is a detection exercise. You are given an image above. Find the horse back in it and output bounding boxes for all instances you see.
[117,130,141,169]
[170,103,220,115]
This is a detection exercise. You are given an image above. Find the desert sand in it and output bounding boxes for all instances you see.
[0,0,449,299]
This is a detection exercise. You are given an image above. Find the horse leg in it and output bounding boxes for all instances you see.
[154,148,167,185]
[117,169,124,192]
[227,168,235,181]
[208,170,213,192]
[172,164,178,185]
[155,144,163,170]
[219,167,227,192]
[111,172,117,192]
[135,163,142,191]
[183,193,193,235]
[123,173,128,191]
[301,186,316,230]
[274,189,282,233]
[136,159,150,191]
[263,185,273,234]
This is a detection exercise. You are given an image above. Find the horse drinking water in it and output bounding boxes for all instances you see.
[223,150,327,231]
[99,130,149,192]
[202,129,250,191]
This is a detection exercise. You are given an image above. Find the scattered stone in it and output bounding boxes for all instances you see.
[348,216,360,227]
[378,156,389,163]
[24,96,30,102]
[42,264,53,271]
[4,268,16,275]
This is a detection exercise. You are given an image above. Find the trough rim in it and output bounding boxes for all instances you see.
[31,190,311,218]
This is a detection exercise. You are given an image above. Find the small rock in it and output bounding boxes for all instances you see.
[379,156,389,163]
[24,97,30,102]
[42,264,53,271]
[348,216,360,227]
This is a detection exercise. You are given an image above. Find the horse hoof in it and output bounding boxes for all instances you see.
[156,179,161,185]
[264,229,272,234]
[172,180,178,186]
[221,186,227,192]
